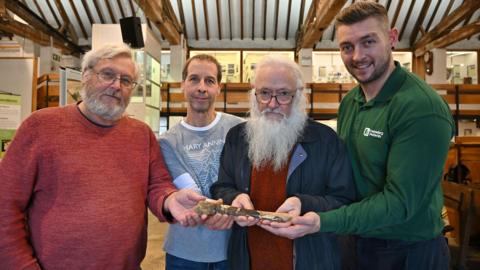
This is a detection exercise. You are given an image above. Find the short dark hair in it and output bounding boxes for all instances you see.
[182,54,222,83]
[335,1,389,27]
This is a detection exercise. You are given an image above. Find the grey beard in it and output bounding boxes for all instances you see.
[80,87,129,122]
[246,90,307,171]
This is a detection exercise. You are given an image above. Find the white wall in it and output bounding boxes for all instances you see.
[0,58,35,120]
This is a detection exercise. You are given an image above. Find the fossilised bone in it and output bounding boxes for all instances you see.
[194,200,292,223]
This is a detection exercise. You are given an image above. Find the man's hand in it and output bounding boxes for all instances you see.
[259,196,301,227]
[164,189,205,227]
[201,199,235,230]
[231,193,259,227]
[259,212,321,239]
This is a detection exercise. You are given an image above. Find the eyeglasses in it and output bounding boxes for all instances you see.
[255,89,296,105]
[94,69,138,89]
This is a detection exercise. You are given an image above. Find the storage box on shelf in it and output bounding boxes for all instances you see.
[36,73,59,109]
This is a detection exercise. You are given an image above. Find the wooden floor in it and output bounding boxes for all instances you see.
[141,211,167,270]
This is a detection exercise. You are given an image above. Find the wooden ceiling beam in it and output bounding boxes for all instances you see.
[262,0,266,40]
[285,0,292,39]
[409,0,431,46]
[203,0,210,40]
[215,0,221,40]
[425,0,441,32]
[251,0,254,40]
[135,0,182,45]
[116,0,126,18]
[45,0,61,29]
[415,21,480,57]
[91,0,105,24]
[390,0,403,29]
[81,0,94,25]
[398,0,415,41]
[274,0,279,40]
[33,0,48,22]
[178,0,188,40]
[3,0,82,54]
[191,0,199,40]
[240,0,243,40]
[414,0,480,56]
[68,0,87,40]
[296,0,347,51]
[105,0,117,23]
[0,19,80,55]
[54,0,79,42]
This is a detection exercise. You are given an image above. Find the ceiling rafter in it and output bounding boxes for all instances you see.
[442,0,455,21]
[410,0,431,46]
[105,0,117,23]
[425,0,441,32]
[251,0,254,40]
[54,0,80,41]
[262,0,266,40]
[191,0,199,40]
[135,0,182,45]
[128,0,135,16]
[67,0,87,40]
[240,0,243,40]
[215,0,221,40]
[32,0,47,22]
[418,20,480,56]
[296,0,347,52]
[203,0,210,40]
[274,0,279,40]
[45,0,61,29]
[177,0,188,40]
[81,0,94,25]
[415,0,480,56]
[390,0,403,29]
[91,0,105,24]
[398,0,415,41]
[296,0,305,36]
[228,0,232,40]
[385,0,392,11]
[116,0,126,18]
[285,0,292,39]
[1,0,83,54]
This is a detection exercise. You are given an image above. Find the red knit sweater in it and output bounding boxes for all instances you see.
[0,104,176,270]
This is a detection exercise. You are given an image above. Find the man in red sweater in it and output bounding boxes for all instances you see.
[0,43,204,270]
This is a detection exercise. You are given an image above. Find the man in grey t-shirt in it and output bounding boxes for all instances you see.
[159,54,243,269]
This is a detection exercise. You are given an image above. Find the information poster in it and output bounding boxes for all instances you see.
[0,93,21,158]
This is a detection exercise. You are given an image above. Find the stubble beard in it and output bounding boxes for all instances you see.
[246,90,308,172]
[348,48,392,85]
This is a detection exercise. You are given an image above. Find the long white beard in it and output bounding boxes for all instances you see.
[246,90,308,171]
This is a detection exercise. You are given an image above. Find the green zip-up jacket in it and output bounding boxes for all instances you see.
[320,62,454,241]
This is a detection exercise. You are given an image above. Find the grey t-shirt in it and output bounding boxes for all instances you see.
[159,112,243,262]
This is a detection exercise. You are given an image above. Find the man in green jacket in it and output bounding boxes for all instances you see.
[261,2,454,269]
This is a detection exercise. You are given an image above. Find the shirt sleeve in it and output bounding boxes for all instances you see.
[158,138,200,192]
[0,116,42,270]
[147,131,178,222]
[320,115,453,234]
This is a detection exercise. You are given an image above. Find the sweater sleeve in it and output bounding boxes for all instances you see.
[0,116,42,270]
[319,115,453,234]
[147,131,178,222]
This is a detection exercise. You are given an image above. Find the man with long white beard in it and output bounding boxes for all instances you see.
[0,43,205,270]
[210,56,356,270]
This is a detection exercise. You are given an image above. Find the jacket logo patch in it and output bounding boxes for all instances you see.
[363,127,383,139]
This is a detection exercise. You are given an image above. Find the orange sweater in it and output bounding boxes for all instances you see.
[0,104,176,270]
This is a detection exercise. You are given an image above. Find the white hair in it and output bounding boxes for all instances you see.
[81,43,140,81]
[251,55,304,89]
